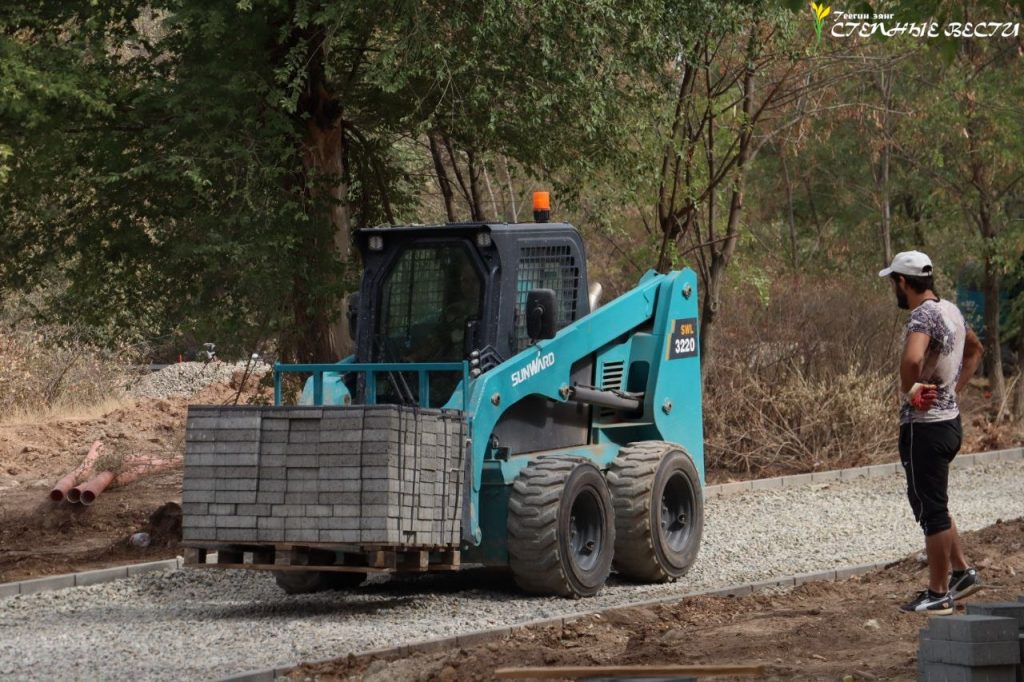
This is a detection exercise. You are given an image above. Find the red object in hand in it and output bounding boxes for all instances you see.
[910,384,938,411]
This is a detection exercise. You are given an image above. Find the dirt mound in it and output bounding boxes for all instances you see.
[0,374,270,582]
[144,502,183,547]
[293,518,1024,682]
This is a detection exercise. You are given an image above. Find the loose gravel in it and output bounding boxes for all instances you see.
[131,361,271,399]
[2,460,1023,681]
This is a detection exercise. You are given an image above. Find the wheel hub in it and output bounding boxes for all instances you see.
[568,490,603,571]
[660,472,694,552]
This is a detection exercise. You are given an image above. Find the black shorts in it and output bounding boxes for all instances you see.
[898,416,962,536]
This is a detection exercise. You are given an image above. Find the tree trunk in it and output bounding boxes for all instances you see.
[781,152,797,269]
[874,66,894,267]
[466,149,485,220]
[292,47,352,363]
[429,133,457,222]
[698,29,755,376]
[983,256,1006,416]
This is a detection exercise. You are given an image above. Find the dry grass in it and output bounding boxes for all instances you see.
[0,321,141,423]
[704,274,903,478]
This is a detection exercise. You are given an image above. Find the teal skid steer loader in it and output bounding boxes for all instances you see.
[182,204,705,598]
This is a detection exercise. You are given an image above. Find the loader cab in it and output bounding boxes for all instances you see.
[352,223,590,406]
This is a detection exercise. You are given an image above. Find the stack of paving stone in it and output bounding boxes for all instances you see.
[917,601,1024,682]
[181,404,466,547]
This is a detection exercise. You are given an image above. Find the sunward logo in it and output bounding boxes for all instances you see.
[810,2,832,43]
[510,352,556,387]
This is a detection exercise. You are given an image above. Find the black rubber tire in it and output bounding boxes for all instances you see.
[273,570,366,595]
[507,456,615,598]
[607,441,703,582]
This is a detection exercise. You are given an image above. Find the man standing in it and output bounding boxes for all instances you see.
[880,251,985,615]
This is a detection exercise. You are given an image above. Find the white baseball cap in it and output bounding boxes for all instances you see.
[879,251,933,278]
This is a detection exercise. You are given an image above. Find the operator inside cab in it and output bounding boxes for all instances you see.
[377,243,482,404]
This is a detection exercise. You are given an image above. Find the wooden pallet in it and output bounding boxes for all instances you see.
[183,543,460,574]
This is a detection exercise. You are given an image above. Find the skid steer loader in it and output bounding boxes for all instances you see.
[182,202,704,598]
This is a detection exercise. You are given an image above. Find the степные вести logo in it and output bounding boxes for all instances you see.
[810,2,832,43]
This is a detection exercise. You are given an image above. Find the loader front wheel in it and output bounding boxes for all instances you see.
[607,442,703,582]
[507,457,614,598]
[273,570,366,595]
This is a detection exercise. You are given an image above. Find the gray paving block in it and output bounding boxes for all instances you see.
[287,431,320,444]
[285,480,318,493]
[182,527,214,542]
[284,528,319,542]
[926,616,1020,643]
[333,504,362,518]
[922,662,1016,682]
[181,502,208,516]
[0,581,20,599]
[213,441,260,455]
[271,504,305,517]
[208,503,236,515]
[214,491,257,504]
[215,528,259,542]
[182,489,216,503]
[286,466,318,479]
[967,603,1024,631]
[183,515,216,528]
[280,408,323,419]
[257,528,285,542]
[320,529,359,543]
[257,479,287,492]
[304,504,332,517]
[321,516,360,530]
[215,516,257,528]
[810,470,840,483]
[284,517,319,530]
[217,478,258,491]
[920,639,1020,666]
[259,467,287,480]
[235,504,271,516]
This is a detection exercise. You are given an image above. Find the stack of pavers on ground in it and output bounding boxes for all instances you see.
[917,600,1024,682]
[181,404,466,547]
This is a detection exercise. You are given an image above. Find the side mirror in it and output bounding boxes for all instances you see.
[526,289,557,341]
[346,292,360,341]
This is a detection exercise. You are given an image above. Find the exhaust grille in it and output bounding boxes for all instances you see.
[599,361,625,418]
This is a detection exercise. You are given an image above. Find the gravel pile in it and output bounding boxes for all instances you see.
[131,361,271,399]
[1,460,1022,681]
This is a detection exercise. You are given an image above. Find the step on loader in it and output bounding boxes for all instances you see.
[182,206,705,598]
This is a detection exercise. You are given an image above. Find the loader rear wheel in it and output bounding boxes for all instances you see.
[507,457,615,598]
[273,570,366,595]
[607,441,703,582]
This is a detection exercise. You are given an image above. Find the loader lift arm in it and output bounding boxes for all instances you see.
[461,267,704,545]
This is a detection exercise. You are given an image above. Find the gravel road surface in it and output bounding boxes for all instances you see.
[2,460,1022,681]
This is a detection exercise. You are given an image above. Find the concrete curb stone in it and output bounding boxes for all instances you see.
[0,557,183,600]
[17,574,75,595]
[222,557,897,681]
[703,447,1022,499]
[74,566,129,587]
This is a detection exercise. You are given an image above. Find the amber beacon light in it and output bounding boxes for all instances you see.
[533,191,550,223]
